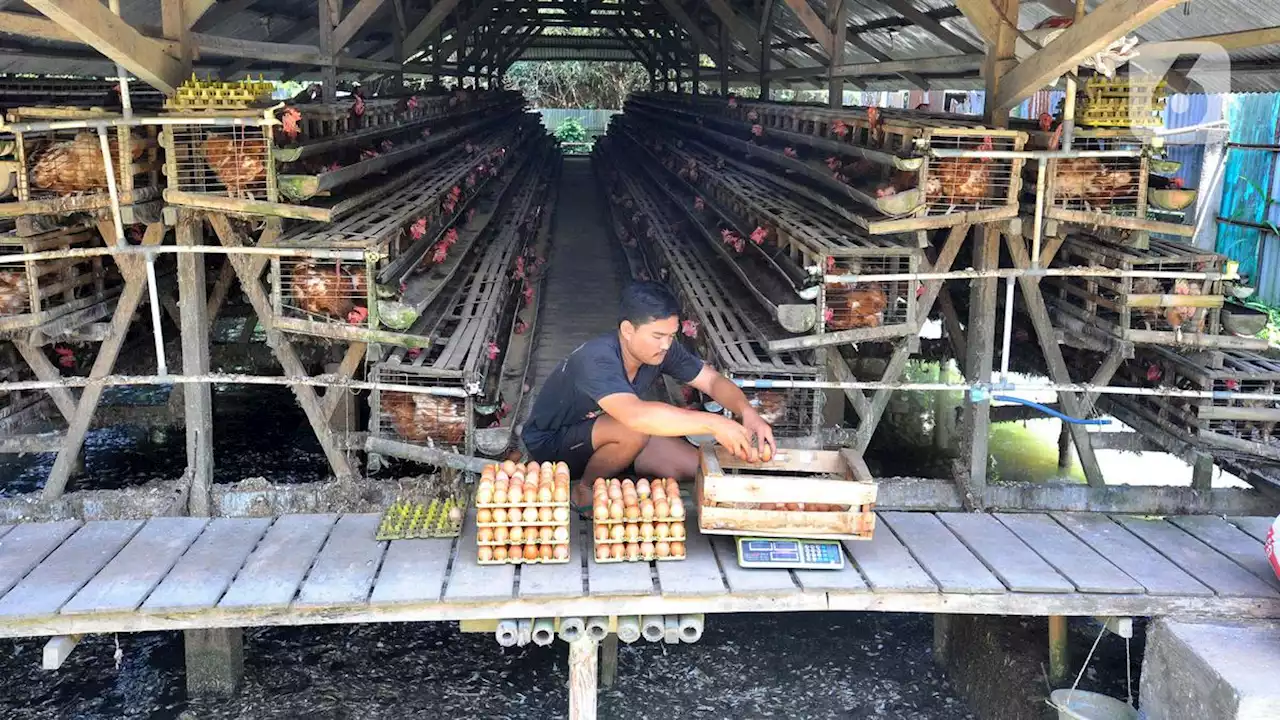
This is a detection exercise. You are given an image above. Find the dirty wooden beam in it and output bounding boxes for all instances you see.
[26,0,187,93]
[994,0,1186,111]
[882,0,979,54]
[954,0,1001,46]
[333,0,389,50]
[826,0,846,107]
[655,0,751,71]
[780,0,832,51]
[189,0,254,33]
[984,0,1017,124]
[701,0,762,57]
[176,212,214,517]
[403,0,465,57]
[765,53,982,80]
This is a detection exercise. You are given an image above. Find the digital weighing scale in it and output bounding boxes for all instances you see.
[735,537,845,570]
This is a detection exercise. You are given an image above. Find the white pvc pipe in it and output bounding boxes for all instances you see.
[0,373,470,397]
[0,245,368,264]
[145,253,167,375]
[824,266,1222,284]
[999,276,1015,381]
[929,149,1141,160]
[96,127,126,247]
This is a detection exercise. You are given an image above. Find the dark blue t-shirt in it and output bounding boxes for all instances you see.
[523,332,705,451]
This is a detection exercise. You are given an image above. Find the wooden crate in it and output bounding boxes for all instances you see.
[1,107,162,221]
[1046,234,1266,350]
[0,223,122,334]
[695,445,877,540]
[1120,346,1280,462]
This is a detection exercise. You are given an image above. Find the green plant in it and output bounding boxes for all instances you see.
[553,117,588,145]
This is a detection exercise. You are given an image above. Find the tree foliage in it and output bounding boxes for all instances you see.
[553,117,588,144]
[504,61,648,110]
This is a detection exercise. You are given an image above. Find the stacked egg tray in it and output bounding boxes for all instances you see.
[591,477,688,563]
[475,460,573,565]
[376,496,466,540]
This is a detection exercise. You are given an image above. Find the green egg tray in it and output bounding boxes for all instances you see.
[376,496,467,540]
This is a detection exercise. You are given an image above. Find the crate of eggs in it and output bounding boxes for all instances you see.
[475,460,573,565]
[592,477,688,562]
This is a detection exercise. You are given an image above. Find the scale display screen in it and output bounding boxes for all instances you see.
[735,537,845,570]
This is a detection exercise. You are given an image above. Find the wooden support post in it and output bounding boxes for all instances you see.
[205,258,237,326]
[184,628,244,697]
[599,633,619,687]
[14,341,78,422]
[1048,615,1069,687]
[43,224,167,500]
[759,2,774,100]
[1003,233,1106,488]
[568,636,598,720]
[827,0,848,108]
[42,634,82,670]
[177,212,213,516]
[208,214,357,480]
[1191,453,1214,491]
[719,22,731,96]
[1057,423,1072,472]
[956,226,999,510]
[933,614,952,667]
[318,0,339,102]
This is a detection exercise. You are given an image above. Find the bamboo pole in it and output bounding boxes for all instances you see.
[0,245,370,265]
[823,266,1226,284]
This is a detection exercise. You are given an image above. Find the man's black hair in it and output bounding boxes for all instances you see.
[619,281,682,327]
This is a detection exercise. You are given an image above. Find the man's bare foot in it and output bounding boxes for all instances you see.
[572,481,593,510]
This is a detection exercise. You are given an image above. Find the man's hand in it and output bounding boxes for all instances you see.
[740,407,776,462]
[710,415,759,463]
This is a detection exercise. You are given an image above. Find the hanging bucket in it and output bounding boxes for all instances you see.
[1048,690,1139,720]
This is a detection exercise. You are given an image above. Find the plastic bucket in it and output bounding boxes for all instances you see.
[1048,690,1139,720]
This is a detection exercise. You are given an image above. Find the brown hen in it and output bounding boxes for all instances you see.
[825,285,888,330]
[31,132,144,193]
[924,137,995,205]
[0,271,29,316]
[750,391,790,426]
[290,261,368,321]
[1052,158,1135,208]
[382,391,467,445]
[201,132,267,196]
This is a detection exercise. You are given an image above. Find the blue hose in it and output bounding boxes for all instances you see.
[991,395,1112,426]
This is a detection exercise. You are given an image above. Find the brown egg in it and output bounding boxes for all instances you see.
[510,544,524,563]
[655,541,671,558]
[640,522,655,540]
[538,506,553,522]
[492,508,507,524]
[669,541,685,557]
[507,485,523,504]
[640,541,655,558]
[493,546,508,561]
[540,526,554,543]
[527,461,541,476]
[656,523,670,540]
[476,488,493,505]
[493,488,508,505]
[593,501,609,518]
[509,526,524,543]
[539,544,553,561]
[482,465,496,479]
[670,523,686,540]
[595,524,610,542]
[477,508,492,524]
[666,479,680,496]
[553,543,570,560]
[478,546,494,562]
[654,500,669,518]
[524,544,539,561]
[609,501,624,520]
[610,523,625,541]
[553,526,569,542]
[522,507,539,523]
[640,500,655,519]
[555,461,570,476]
[596,544,611,561]
[608,486,623,501]
[636,478,651,497]
[540,461,552,475]
[626,542,641,561]
[553,506,569,522]
[538,485,554,503]
[625,523,640,542]
[624,505,641,521]
[622,479,635,493]
[501,460,517,475]
[669,501,685,519]
[477,527,494,543]
[494,526,509,544]
[610,543,625,560]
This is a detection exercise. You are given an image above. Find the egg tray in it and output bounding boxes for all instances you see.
[592,542,687,563]
[477,553,572,566]
[476,531,573,546]
[375,497,467,540]
[591,512,686,525]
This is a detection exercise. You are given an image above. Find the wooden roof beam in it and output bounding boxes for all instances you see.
[653,0,752,71]
[762,53,983,81]
[993,0,1186,111]
[189,0,256,33]
[333,0,390,50]
[780,0,831,51]
[843,20,929,90]
[402,0,466,57]
[700,0,762,57]
[881,0,979,55]
[953,0,1001,46]
[1145,26,1280,53]
[25,0,187,93]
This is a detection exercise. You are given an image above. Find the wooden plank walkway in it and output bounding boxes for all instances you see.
[0,512,1275,638]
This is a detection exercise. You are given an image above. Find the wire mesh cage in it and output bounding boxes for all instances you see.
[0,343,52,436]
[730,372,825,441]
[272,254,375,328]
[0,222,118,333]
[1118,347,1280,462]
[1046,235,1238,348]
[922,130,1025,216]
[1045,131,1148,219]
[370,368,471,450]
[822,250,919,334]
[4,108,162,218]
[165,122,274,202]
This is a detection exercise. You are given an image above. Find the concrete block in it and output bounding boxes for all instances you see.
[1140,619,1280,720]
[183,628,244,698]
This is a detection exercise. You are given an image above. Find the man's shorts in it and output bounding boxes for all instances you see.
[526,417,598,480]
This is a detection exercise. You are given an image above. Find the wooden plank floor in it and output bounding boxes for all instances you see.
[0,512,1276,638]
